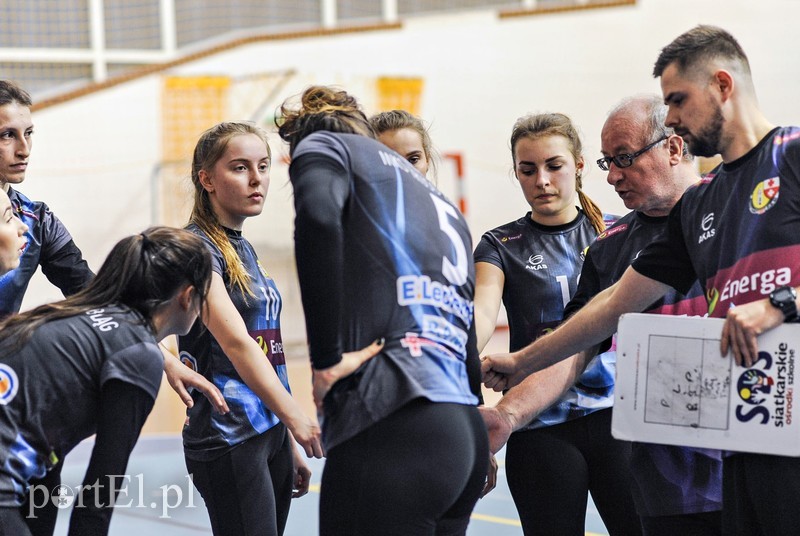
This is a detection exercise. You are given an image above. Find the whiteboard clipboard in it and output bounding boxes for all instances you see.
[613,313,800,456]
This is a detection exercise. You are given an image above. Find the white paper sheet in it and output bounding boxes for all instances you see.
[613,313,800,456]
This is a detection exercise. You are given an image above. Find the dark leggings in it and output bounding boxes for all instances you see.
[505,408,642,536]
[640,511,721,536]
[0,508,32,536]
[723,452,800,536]
[320,399,489,536]
[186,423,294,536]
[14,463,62,536]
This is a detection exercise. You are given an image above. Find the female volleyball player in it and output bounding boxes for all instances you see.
[473,113,641,534]
[0,80,93,318]
[0,187,28,276]
[278,86,488,535]
[0,226,212,536]
[178,121,326,536]
[370,109,437,178]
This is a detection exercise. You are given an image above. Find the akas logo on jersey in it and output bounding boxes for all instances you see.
[580,246,589,262]
[698,212,716,244]
[749,177,780,214]
[526,254,547,271]
[0,364,19,405]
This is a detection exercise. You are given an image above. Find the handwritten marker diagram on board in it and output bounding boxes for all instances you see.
[644,335,732,430]
[614,314,800,455]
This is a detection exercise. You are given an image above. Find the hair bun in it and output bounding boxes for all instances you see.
[301,86,359,115]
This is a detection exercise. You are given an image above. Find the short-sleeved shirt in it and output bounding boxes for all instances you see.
[0,305,162,506]
[180,224,290,462]
[633,126,800,314]
[569,210,722,517]
[291,132,479,450]
[0,187,93,316]
[474,212,617,429]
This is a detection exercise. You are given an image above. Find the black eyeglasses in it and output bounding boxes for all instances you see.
[596,135,669,171]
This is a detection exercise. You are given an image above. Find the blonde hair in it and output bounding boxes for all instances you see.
[189,121,270,297]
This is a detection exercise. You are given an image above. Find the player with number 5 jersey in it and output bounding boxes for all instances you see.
[278,86,488,536]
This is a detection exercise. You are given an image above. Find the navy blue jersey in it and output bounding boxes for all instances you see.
[572,210,722,516]
[475,212,616,429]
[179,225,290,462]
[568,211,708,317]
[290,132,479,450]
[0,187,93,316]
[634,127,800,316]
[0,305,162,506]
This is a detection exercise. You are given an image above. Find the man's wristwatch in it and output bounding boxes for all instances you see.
[769,285,799,322]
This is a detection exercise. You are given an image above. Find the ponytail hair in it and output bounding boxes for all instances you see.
[277,85,375,155]
[575,175,605,234]
[0,226,212,348]
[510,113,606,234]
[190,121,270,297]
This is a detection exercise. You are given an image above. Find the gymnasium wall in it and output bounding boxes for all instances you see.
[18,0,800,343]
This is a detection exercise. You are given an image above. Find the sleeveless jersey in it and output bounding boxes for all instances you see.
[570,210,722,516]
[0,305,162,506]
[179,225,290,462]
[291,132,479,450]
[0,187,93,316]
[474,212,616,429]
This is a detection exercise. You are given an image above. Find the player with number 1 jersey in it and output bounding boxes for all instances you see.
[474,113,642,536]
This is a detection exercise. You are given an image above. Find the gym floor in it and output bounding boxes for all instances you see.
[52,437,610,535]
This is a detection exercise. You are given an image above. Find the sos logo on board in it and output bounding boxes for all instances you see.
[735,342,795,427]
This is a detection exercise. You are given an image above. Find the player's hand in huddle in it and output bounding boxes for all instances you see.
[312,339,385,410]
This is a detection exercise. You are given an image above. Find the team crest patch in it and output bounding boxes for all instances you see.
[179,353,198,394]
[179,352,198,373]
[0,364,19,405]
[750,177,780,214]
